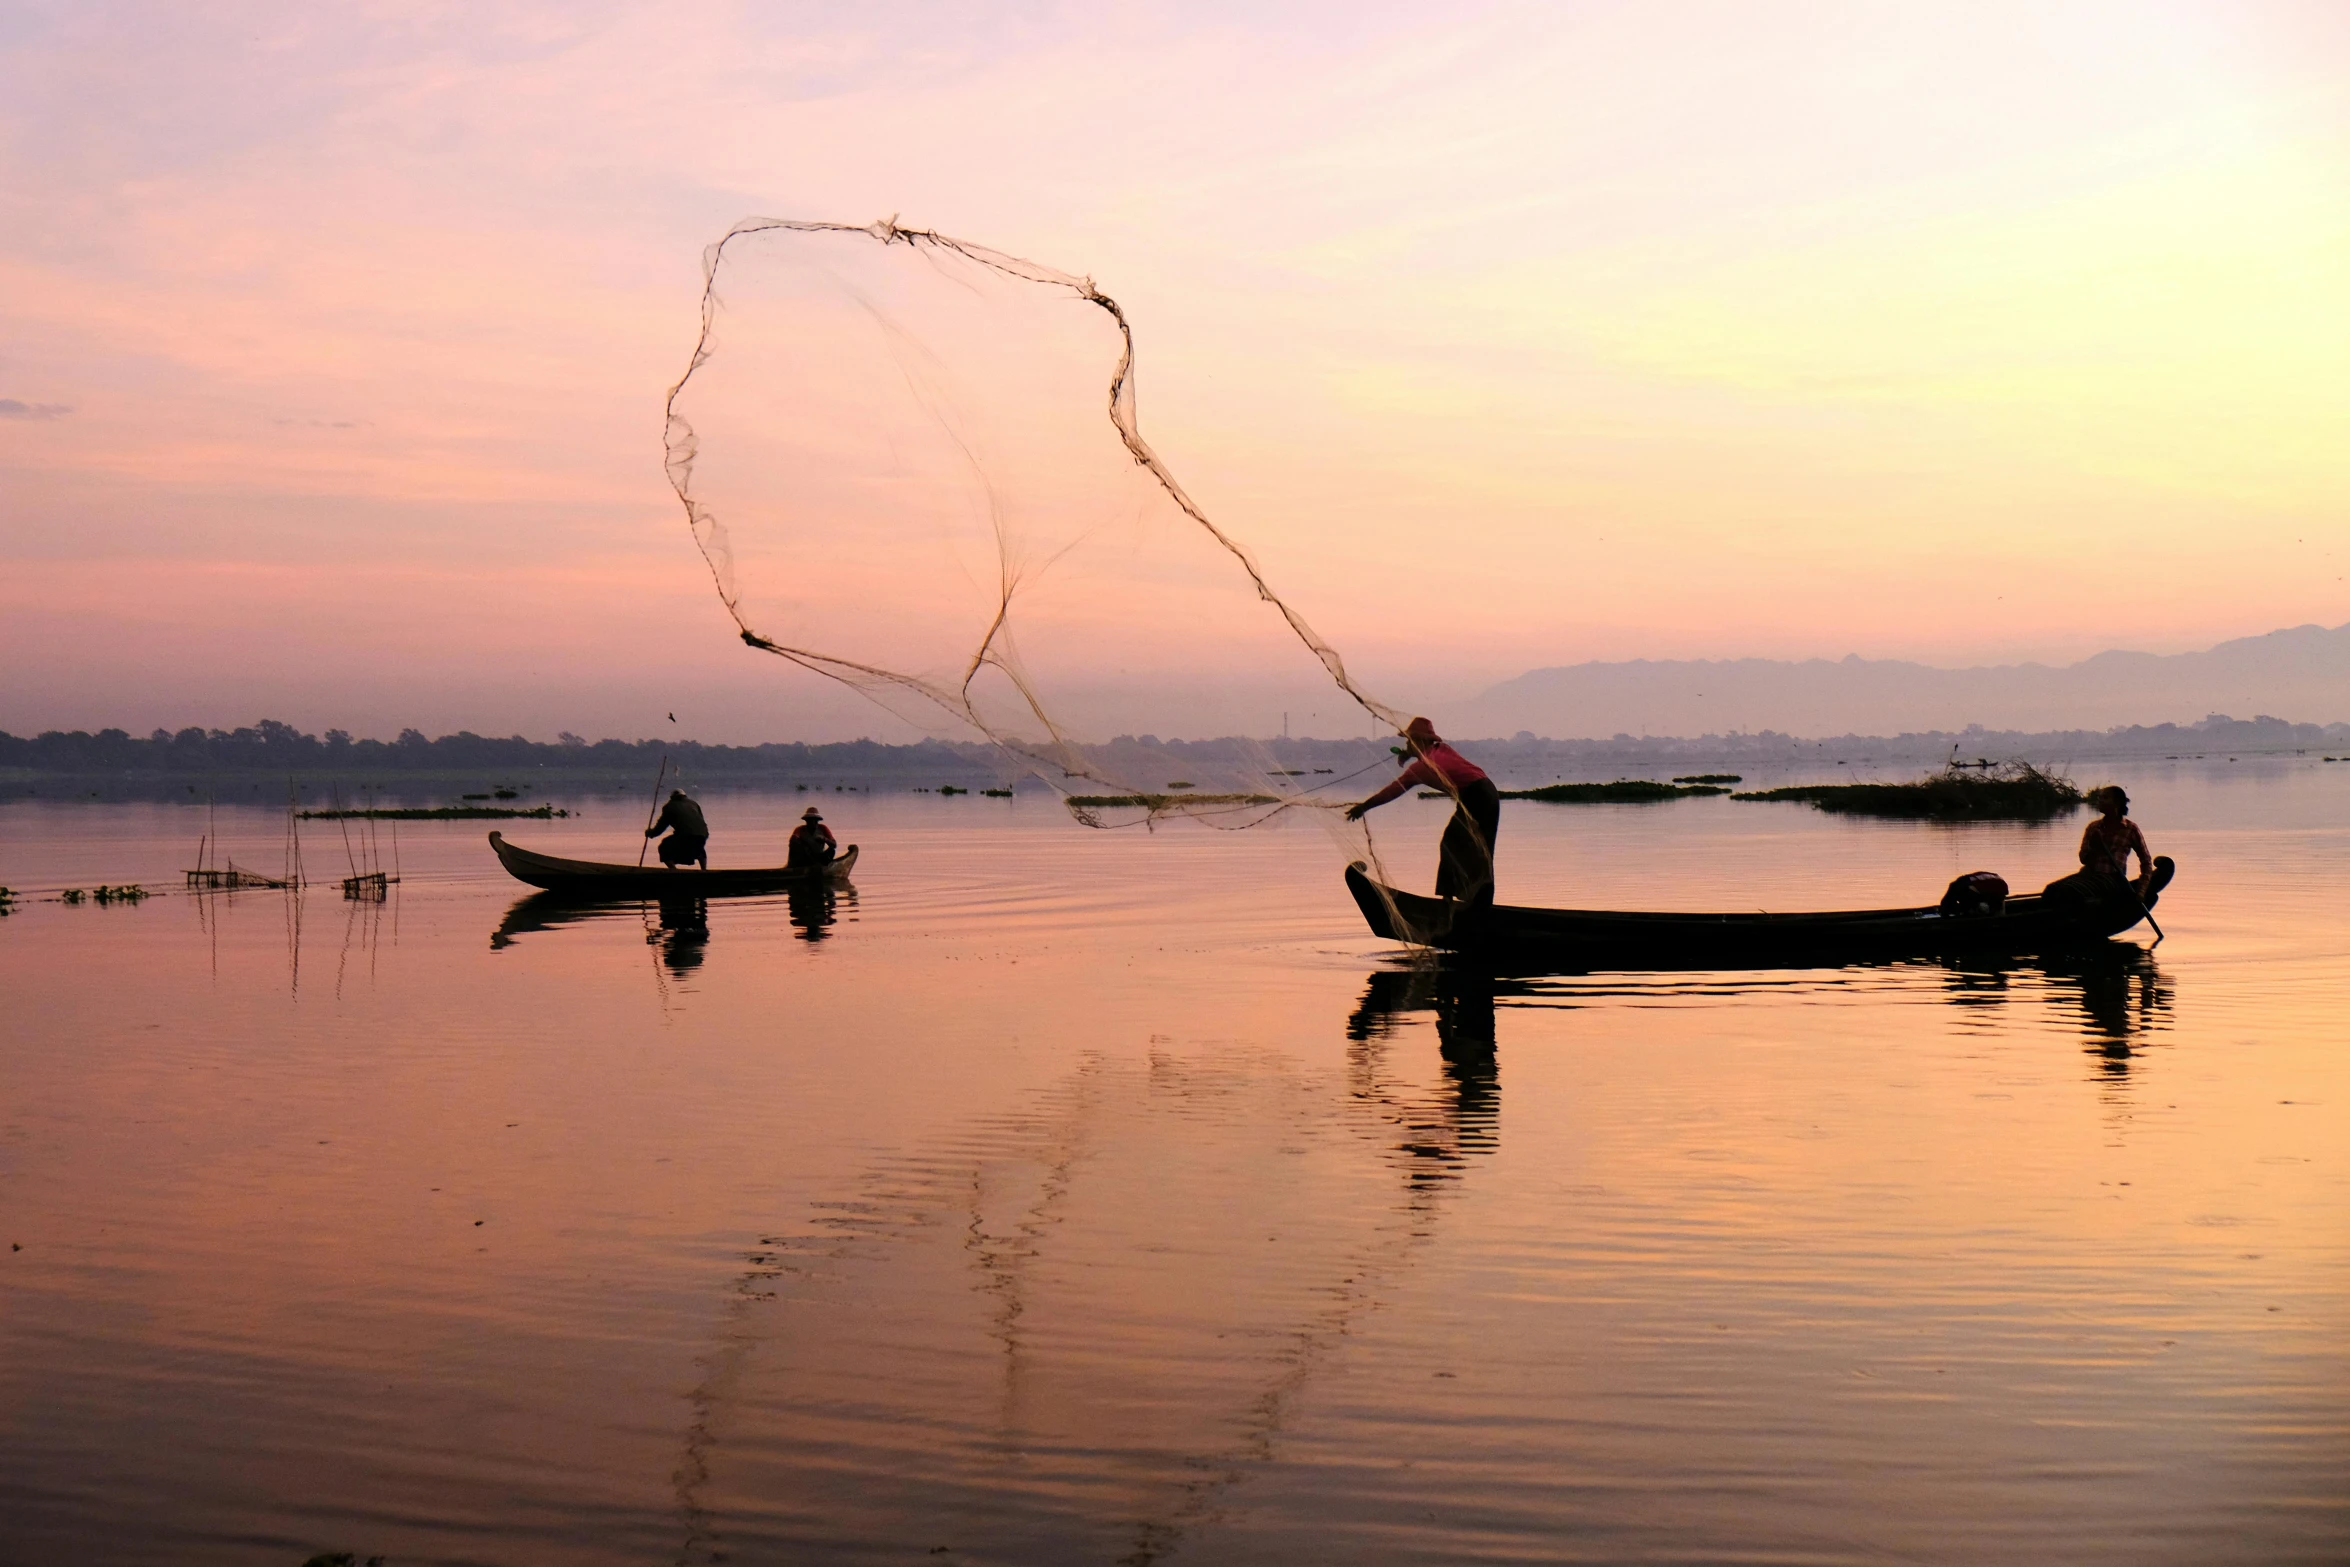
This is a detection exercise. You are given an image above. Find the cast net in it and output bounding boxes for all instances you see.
[661,218,1410,829]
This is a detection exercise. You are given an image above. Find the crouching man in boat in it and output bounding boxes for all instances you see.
[646,789,710,870]
[1345,717,1500,917]
[787,806,837,871]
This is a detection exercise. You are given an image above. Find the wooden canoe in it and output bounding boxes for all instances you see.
[488,832,857,895]
[1345,856,2173,961]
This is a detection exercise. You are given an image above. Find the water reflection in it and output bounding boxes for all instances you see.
[1939,945,2174,1068]
[650,897,709,977]
[1347,967,1501,1180]
[1366,941,2174,1077]
[489,883,854,968]
[783,880,839,942]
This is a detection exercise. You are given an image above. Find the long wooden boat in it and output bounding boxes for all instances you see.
[1345,856,2173,961]
[488,832,857,896]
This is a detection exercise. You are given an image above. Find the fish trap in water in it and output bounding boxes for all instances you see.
[184,864,291,891]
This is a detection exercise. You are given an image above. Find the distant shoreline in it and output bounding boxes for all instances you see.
[3,713,2343,804]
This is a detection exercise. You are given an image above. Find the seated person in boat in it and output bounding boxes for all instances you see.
[645,789,709,869]
[787,806,837,870]
[2078,785,2156,897]
[2043,784,2155,909]
[1345,717,1499,912]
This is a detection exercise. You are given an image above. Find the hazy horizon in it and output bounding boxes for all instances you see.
[9,618,2344,749]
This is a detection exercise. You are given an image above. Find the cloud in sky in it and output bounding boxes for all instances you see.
[0,0,2345,740]
[0,398,71,420]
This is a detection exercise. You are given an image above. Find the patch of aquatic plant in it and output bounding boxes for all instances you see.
[1500,780,1731,804]
[981,788,1012,798]
[937,784,968,795]
[58,885,149,904]
[299,805,568,820]
[0,885,13,914]
[1732,761,2082,820]
[1673,773,1743,784]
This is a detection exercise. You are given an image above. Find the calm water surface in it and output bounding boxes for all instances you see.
[2,762,2345,1564]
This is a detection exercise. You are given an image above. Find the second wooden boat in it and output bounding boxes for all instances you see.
[488,832,858,896]
[1345,857,2173,961]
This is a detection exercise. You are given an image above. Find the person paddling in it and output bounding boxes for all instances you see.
[2041,782,2162,922]
[787,806,837,871]
[1346,717,1500,914]
[645,789,710,870]
[2078,785,2156,900]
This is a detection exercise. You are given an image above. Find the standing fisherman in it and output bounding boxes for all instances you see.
[1346,717,1500,915]
[645,789,710,869]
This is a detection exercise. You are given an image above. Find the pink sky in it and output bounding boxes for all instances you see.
[3,1,2346,742]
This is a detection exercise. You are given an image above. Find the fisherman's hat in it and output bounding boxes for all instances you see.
[802,806,824,820]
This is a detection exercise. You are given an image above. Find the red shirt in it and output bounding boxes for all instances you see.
[1395,743,1488,793]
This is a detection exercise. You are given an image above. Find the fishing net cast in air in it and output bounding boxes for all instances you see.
[660,218,1414,840]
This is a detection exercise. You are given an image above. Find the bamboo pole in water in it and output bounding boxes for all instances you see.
[636,755,670,867]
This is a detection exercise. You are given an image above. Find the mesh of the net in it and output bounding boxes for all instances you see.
[662,218,1414,837]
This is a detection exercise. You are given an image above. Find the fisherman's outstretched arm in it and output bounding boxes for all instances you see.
[1348,763,1432,820]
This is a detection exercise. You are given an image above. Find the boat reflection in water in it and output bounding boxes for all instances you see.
[490,881,852,972]
[1941,943,2174,1074]
[1356,940,2173,1082]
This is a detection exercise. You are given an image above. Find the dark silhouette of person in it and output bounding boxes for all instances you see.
[1345,716,1499,916]
[2042,784,2166,919]
[646,789,710,869]
[2077,786,2157,899]
[786,806,837,871]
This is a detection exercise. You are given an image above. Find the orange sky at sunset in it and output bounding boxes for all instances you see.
[3,1,2346,742]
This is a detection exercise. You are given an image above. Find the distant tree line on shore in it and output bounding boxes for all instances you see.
[0,720,1005,777]
[3,711,2343,780]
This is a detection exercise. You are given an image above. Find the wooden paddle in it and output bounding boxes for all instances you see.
[636,755,669,867]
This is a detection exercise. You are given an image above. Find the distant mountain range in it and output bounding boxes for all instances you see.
[1457,622,2350,740]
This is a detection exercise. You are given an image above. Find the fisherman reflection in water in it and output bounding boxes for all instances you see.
[1346,717,1500,918]
[646,789,710,869]
[653,897,710,976]
[787,806,837,870]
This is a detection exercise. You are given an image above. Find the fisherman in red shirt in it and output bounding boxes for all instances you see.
[1346,717,1500,911]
